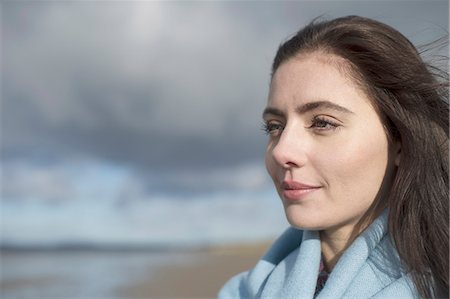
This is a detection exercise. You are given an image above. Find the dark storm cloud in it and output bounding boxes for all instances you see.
[2,1,448,198]
[2,2,281,174]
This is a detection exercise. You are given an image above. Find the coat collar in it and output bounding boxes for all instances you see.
[218,210,417,299]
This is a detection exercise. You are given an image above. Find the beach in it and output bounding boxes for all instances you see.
[117,243,269,299]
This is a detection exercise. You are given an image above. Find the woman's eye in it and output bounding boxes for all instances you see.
[309,117,340,131]
[262,122,284,136]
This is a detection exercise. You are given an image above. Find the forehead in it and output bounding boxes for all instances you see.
[268,53,371,111]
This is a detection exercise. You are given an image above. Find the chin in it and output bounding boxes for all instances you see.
[284,205,328,231]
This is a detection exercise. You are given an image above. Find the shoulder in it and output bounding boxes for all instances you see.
[371,274,419,299]
[339,232,418,298]
[368,235,419,298]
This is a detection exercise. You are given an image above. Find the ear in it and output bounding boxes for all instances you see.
[394,139,401,166]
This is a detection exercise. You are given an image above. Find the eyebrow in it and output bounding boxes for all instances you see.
[262,100,354,118]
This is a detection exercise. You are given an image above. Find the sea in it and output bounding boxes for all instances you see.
[1,249,203,299]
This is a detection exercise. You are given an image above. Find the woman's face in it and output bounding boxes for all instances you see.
[264,53,398,232]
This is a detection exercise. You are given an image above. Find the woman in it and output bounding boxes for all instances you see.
[218,16,448,299]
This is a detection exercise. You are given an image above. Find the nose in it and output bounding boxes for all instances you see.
[269,125,307,169]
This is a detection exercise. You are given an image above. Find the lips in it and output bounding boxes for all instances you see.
[281,180,322,201]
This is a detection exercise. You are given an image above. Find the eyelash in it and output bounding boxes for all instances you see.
[261,122,283,136]
[262,116,340,136]
[309,116,340,131]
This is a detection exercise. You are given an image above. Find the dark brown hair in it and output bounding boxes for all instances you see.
[272,16,449,298]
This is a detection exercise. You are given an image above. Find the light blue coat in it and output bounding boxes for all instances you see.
[218,211,419,298]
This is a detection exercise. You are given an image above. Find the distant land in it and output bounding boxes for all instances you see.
[1,243,207,252]
[0,239,273,253]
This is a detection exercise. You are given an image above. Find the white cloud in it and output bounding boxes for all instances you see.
[2,159,132,202]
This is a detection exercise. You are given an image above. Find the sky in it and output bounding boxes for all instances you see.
[1,1,448,247]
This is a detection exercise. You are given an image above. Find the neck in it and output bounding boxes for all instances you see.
[319,228,353,272]
[319,217,369,272]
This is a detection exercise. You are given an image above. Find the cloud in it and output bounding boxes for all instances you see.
[2,157,271,202]
[2,2,276,172]
[2,159,133,202]
[1,1,448,248]
[2,1,448,200]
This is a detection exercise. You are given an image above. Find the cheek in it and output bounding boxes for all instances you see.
[321,131,390,198]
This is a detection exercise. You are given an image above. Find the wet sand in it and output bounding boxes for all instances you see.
[117,243,270,299]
